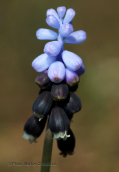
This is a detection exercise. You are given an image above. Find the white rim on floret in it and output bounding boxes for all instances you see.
[38,118,42,121]
[53,131,70,140]
[22,131,37,144]
[34,113,44,121]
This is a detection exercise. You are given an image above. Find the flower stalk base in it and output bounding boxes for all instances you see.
[41,120,53,172]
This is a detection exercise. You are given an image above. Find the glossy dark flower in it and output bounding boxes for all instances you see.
[49,107,70,140]
[63,92,82,115]
[68,83,79,92]
[57,128,75,157]
[35,70,51,89]
[22,115,47,143]
[51,83,69,101]
[32,91,53,121]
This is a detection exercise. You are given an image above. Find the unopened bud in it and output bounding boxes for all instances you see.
[22,115,47,143]
[32,91,53,120]
[63,92,82,115]
[51,83,69,101]
[57,128,75,157]
[35,70,51,89]
[49,107,70,140]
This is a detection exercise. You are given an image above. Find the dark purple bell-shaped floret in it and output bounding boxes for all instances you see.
[35,70,52,89]
[22,115,47,143]
[68,83,79,92]
[51,83,69,101]
[63,92,82,115]
[57,128,75,157]
[49,107,70,140]
[32,91,53,121]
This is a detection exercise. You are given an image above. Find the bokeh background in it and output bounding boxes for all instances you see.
[0,0,119,171]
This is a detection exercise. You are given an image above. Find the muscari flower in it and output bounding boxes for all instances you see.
[32,91,53,121]
[35,70,52,89]
[32,6,86,83]
[22,115,47,143]
[57,128,75,157]
[65,68,79,87]
[23,7,85,150]
[51,82,69,101]
[63,91,82,115]
[49,107,70,140]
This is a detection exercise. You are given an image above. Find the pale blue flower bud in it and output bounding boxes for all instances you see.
[36,28,58,40]
[64,30,86,44]
[63,8,75,24]
[46,15,60,29]
[62,50,83,71]
[44,41,62,56]
[48,61,65,83]
[57,6,66,18]
[46,8,59,20]
[32,53,57,72]
[65,68,79,86]
[59,23,74,37]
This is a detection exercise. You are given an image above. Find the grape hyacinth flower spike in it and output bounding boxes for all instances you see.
[23,6,86,172]
[32,6,86,83]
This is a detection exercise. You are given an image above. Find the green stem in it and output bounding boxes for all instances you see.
[40,119,53,172]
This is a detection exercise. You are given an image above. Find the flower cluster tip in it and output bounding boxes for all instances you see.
[32,6,86,83]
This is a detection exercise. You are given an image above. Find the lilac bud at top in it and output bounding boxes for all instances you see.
[32,53,57,72]
[48,61,65,83]
[76,64,85,76]
[46,15,60,29]
[22,115,47,143]
[44,41,62,56]
[64,30,86,44]
[36,28,58,40]
[63,8,75,24]
[62,50,83,71]
[49,107,70,140]
[59,23,74,37]
[65,68,79,87]
[46,8,59,20]
[57,6,66,18]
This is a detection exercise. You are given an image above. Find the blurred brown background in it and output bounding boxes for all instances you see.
[0,0,119,171]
